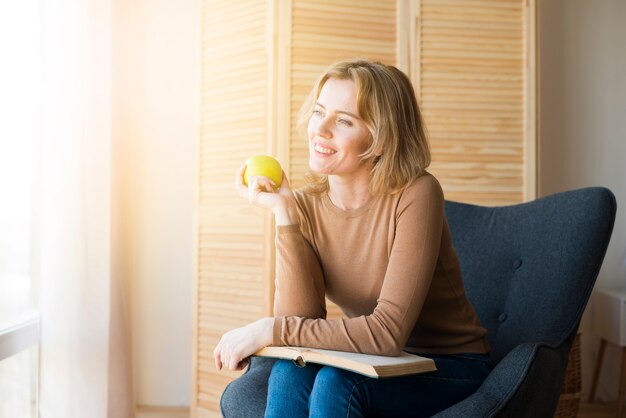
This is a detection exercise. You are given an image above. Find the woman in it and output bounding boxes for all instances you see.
[214,59,491,417]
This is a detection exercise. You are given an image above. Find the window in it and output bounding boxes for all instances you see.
[0,1,42,416]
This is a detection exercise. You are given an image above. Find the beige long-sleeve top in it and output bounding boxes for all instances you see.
[272,173,489,356]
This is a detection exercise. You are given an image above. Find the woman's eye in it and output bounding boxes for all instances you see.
[337,118,352,126]
[312,109,323,117]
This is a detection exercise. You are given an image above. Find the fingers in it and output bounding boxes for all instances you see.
[236,163,274,192]
[214,338,248,372]
[280,170,290,188]
[240,358,250,369]
[234,357,250,371]
[214,341,233,372]
[254,177,275,194]
[222,352,246,371]
[228,355,242,371]
[213,341,223,371]
[235,164,248,198]
[277,170,292,197]
[242,176,277,206]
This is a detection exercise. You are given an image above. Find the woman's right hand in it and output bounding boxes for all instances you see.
[235,164,298,225]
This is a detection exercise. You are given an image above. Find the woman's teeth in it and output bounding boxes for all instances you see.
[315,144,336,154]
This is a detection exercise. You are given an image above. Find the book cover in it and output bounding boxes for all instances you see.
[253,346,436,379]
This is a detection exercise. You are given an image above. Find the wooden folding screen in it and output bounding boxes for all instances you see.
[194,1,271,414]
[193,1,534,416]
[406,0,536,205]
[286,0,398,188]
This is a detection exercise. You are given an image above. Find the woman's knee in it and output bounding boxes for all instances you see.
[266,360,323,417]
[268,360,296,386]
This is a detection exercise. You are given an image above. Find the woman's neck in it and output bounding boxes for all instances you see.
[327,175,372,211]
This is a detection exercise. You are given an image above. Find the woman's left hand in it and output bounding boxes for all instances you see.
[213,317,274,371]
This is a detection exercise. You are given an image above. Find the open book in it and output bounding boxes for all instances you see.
[253,346,436,379]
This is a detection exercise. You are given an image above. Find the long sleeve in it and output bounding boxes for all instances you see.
[272,223,326,319]
[272,175,446,356]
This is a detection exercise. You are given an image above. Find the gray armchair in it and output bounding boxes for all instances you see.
[221,187,617,417]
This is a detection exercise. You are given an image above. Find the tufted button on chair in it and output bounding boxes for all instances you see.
[220,187,617,417]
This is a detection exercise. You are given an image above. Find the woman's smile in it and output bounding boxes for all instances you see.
[313,142,337,155]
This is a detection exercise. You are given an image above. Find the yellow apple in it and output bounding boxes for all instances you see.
[243,155,283,189]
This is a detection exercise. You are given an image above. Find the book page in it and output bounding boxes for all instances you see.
[302,348,431,366]
[256,346,431,366]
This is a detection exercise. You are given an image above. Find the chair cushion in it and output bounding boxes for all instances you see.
[445,187,616,363]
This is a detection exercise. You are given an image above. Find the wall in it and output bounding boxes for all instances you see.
[113,0,200,407]
[539,0,626,401]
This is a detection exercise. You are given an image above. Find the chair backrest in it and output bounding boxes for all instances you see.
[445,187,616,363]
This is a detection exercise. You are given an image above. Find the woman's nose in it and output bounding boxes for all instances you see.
[314,116,332,138]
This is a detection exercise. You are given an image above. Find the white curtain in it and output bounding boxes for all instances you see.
[39,0,134,416]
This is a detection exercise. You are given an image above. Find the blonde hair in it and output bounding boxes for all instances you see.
[297,58,431,195]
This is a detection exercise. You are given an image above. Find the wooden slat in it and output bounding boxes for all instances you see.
[289,0,396,188]
[195,1,269,416]
[416,0,528,206]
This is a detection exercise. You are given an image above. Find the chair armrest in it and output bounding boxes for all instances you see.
[432,342,569,418]
[221,357,276,418]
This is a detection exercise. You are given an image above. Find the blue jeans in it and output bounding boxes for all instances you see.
[264,353,492,418]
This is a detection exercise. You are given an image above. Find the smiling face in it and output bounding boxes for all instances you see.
[307,78,373,182]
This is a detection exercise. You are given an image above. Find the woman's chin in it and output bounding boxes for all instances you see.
[308,160,330,175]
